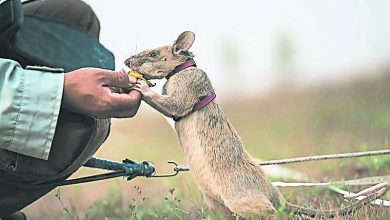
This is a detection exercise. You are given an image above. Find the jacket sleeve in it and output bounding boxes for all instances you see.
[0,58,64,160]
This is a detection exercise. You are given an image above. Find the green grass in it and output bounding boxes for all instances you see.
[24,71,390,219]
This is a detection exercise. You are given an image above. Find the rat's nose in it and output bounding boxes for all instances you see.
[124,57,137,67]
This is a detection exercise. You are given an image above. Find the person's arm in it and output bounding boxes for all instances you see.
[0,58,63,160]
[0,58,141,160]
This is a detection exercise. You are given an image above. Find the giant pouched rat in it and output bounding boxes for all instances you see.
[125,31,385,219]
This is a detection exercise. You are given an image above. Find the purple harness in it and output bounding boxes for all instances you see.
[166,59,216,121]
[166,58,197,79]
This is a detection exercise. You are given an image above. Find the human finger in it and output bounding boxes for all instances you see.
[100,70,131,88]
[118,68,137,84]
[108,90,142,117]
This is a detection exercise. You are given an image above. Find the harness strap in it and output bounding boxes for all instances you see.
[166,59,216,121]
[173,92,216,121]
[166,59,196,80]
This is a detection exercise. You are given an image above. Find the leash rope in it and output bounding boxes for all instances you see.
[273,175,390,187]
[259,149,390,166]
[57,149,390,186]
[171,149,390,172]
[55,149,390,207]
[60,158,179,186]
[59,157,156,186]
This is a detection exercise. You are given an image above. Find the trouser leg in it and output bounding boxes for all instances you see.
[0,111,110,217]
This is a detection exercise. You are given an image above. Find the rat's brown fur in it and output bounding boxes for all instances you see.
[125,31,380,219]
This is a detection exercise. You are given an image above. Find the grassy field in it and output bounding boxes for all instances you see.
[24,69,390,219]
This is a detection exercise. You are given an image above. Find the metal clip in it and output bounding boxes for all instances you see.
[150,161,180,177]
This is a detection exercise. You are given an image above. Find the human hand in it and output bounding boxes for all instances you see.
[62,68,141,118]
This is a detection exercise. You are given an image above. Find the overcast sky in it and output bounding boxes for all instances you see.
[84,0,390,96]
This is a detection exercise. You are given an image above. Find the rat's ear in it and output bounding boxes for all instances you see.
[173,31,195,55]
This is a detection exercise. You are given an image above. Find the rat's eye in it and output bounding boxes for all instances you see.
[149,51,158,57]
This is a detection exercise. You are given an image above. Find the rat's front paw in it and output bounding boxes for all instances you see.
[134,80,153,97]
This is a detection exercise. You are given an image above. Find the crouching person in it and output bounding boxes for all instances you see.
[0,0,140,219]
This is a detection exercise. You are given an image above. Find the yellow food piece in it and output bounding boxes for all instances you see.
[128,70,156,87]
[129,70,145,80]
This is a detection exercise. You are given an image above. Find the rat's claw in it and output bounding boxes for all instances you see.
[133,80,151,95]
[137,80,148,87]
[133,84,141,90]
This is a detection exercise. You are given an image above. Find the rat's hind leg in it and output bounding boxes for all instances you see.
[224,192,277,220]
[203,193,235,219]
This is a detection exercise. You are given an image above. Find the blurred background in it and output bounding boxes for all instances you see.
[91,0,390,97]
[25,0,390,219]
